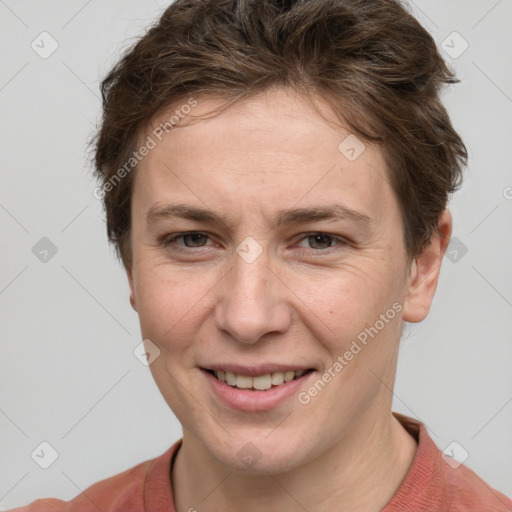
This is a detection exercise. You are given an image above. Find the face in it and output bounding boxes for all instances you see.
[127,88,435,473]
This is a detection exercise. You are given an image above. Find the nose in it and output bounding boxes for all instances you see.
[214,249,292,345]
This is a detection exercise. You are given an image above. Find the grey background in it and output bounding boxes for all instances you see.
[0,0,511,508]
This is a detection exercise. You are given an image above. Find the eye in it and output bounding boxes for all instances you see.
[163,232,213,249]
[296,232,346,251]
[160,231,347,255]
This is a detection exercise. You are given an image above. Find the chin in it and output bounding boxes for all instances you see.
[205,428,311,475]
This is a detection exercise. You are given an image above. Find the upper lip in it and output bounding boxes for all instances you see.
[201,364,314,377]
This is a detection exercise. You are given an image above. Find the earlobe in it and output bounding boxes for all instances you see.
[402,209,452,323]
[127,268,138,312]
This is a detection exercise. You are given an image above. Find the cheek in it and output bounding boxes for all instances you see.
[291,261,399,334]
[133,263,216,348]
[290,269,404,390]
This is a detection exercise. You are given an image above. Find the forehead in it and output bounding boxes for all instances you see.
[134,89,395,225]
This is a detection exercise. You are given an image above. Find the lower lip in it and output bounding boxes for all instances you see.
[201,369,315,412]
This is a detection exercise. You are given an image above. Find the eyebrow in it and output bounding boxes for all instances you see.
[145,203,373,230]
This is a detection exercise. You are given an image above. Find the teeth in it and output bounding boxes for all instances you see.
[236,374,253,389]
[252,374,272,390]
[284,371,295,382]
[271,372,284,385]
[213,369,309,390]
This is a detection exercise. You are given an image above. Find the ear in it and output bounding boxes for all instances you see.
[126,266,138,312]
[402,208,452,323]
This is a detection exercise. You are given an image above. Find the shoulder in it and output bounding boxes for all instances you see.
[6,445,176,512]
[385,414,512,512]
[443,461,512,511]
[6,498,64,512]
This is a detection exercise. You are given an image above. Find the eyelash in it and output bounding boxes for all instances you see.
[161,231,347,255]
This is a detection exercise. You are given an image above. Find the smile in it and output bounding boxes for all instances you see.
[207,369,313,391]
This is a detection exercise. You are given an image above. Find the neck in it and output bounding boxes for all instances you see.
[172,412,417,512]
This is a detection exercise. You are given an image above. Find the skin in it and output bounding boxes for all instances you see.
[127,87,452,512]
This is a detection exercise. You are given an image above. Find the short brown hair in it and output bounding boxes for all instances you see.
[91,0,467,270]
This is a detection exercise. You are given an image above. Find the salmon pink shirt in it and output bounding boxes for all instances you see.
[9,413,512,512]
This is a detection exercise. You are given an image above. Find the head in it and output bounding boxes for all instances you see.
[91,0,467,473]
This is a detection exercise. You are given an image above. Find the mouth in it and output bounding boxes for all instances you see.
[204,368,315,391]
